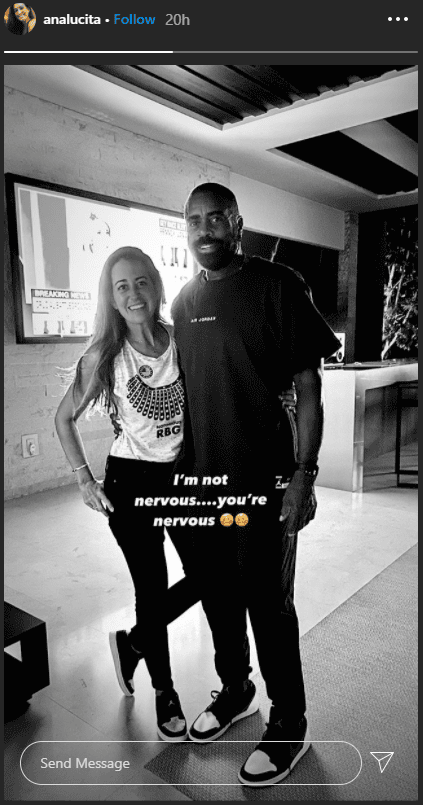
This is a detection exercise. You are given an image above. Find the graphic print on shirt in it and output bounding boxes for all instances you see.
[127,373,185,422]
[138,364,154,379]
[109,336,184,461]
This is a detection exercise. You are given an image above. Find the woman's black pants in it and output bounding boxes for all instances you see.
[103,455,199,691]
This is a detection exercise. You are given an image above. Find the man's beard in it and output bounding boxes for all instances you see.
[193,239,237,271]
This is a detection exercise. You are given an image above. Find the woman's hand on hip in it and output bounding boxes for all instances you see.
[78,478,114,516]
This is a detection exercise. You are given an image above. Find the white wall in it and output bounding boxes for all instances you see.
[230,173,345,250]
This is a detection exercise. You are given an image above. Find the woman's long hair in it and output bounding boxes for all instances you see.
[73,246,166,419]
[5,5,35,34]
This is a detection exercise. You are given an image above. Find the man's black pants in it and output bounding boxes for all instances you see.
[194,490,306,722]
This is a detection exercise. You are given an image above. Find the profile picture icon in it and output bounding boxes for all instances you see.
[4,4,36,34]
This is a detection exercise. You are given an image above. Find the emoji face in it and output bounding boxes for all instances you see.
[220,513,233,527]
[235,513,249,527]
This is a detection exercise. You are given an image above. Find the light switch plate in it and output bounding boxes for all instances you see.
[22,434,39,458]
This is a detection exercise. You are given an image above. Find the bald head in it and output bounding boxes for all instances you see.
[184,183,239,218]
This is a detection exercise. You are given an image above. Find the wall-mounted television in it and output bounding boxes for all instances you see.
[5,174,196,344]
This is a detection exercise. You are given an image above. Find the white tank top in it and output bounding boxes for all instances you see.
[109,329,184,462]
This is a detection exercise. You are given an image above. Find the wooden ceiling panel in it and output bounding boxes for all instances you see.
[183,65,286,110]
[134,65,268,118]
[93,64,241,124]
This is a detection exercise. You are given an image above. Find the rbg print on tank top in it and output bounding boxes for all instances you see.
[110,333,184,462]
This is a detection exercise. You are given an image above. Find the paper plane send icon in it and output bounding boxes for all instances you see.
[370,752,394,773]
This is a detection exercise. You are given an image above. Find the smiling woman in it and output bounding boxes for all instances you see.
[4,3,36,33]
[54,246,198,744]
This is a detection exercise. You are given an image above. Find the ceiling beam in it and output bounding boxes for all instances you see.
[340,120,418,176]
[221,70,418,149]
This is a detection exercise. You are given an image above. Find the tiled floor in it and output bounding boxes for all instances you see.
[4,479,418,801]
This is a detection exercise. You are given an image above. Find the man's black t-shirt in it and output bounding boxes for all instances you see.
[171,256,340,491]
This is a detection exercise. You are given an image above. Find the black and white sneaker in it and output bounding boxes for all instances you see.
[109,630,141,697]
[156,688,188,742]
[238,710,311,787]
[188,680,258,742]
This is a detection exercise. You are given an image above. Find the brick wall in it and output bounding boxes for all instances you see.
[4,86,229,499]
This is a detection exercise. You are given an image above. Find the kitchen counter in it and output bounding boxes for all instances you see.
[325,359,417,370]
[319,361,418,492]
